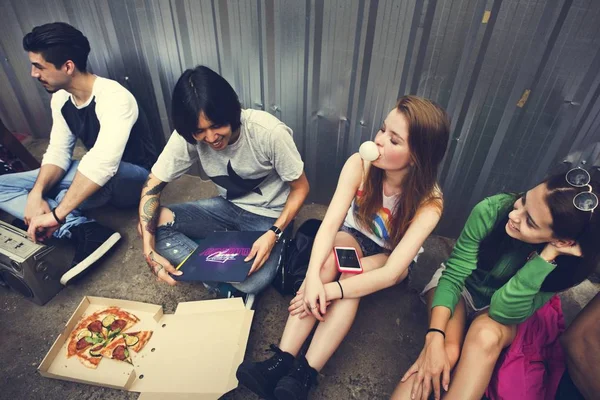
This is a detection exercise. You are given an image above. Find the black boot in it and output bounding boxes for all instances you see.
[273,354,318,400]
[236,344,294,400]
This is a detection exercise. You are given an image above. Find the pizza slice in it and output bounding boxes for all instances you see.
[67,315,109,357]
[77,342,105,369]
[123,331,153,353]
[66,307,141,366]
[68,307,140,356]
[101,336,133,364]
[100,309,140,340]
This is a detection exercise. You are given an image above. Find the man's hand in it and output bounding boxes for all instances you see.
[27,212,60,242]
[24,193,51,226]
[144,249,182,286]
[244,230,277,275]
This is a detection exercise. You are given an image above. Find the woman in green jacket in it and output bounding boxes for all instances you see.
[392,168,600,400]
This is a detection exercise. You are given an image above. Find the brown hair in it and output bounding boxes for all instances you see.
[477,172,600,292]
[355,96,450,246]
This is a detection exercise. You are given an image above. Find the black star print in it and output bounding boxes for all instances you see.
[209,161,268,200]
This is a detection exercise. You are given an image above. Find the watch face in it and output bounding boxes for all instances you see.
[269,227,282,241]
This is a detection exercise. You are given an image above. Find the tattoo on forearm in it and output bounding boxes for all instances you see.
[142,197,160,234]
[143,182,167,197]
[143,197,159,216]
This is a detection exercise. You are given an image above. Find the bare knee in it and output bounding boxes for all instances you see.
[391,373,415,400]
[562,331,599,365]
[157,207,174,226]
[465,319,504,355]
[561,329,581,358]
[562,310,600,356]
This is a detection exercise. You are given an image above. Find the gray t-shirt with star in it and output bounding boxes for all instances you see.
[152,109,304,218]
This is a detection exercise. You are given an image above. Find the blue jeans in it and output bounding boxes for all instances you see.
[0,160,149,238]
[156,197,283,294]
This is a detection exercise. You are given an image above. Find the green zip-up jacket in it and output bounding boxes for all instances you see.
[431,194,556,325]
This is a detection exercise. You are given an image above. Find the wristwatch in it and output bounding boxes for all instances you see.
[269,225,283,242]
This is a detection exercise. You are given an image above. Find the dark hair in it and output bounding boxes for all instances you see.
[22,22,90,72]
[356,96,450,246]
[171,65,242,144]
[478,172,600,292]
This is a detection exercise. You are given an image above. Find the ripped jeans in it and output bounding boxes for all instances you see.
[155,196,283,294]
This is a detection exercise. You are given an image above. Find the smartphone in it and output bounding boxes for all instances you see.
[334,246,363,273]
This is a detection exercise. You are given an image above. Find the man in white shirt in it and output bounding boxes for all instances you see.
[138,65,309,307]
[0,22,159,276]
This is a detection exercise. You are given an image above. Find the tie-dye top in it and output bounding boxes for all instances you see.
[343,188,397,249]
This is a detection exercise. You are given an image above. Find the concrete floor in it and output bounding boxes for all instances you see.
[0,140,598,400]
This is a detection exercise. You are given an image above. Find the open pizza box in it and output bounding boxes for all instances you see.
[38,296,254,399]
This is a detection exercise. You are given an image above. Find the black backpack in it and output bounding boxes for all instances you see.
[272,219,322,295]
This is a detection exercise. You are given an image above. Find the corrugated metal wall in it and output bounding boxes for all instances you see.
[1,0,600,237]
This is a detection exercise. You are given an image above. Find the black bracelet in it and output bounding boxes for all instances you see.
[336,280,344,299]
[426,328,446,339]
[51,208,65,225]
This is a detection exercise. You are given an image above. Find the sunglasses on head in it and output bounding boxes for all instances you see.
[565,167,598,214]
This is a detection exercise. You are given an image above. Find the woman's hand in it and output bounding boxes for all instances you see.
[401,333,450,400]
[541,241,583,261]
[288,286,331,318]
[288,287,306,316]
[301,274,328,321]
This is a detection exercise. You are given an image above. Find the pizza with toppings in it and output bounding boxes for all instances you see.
[122,331,153,353]
[65,307,151,369]
[100,336,133,364]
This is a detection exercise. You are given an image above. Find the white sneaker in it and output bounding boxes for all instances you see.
[60,222,121,285]
[244,293,256,310]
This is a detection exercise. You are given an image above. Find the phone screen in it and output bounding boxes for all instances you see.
[335,248,361,270]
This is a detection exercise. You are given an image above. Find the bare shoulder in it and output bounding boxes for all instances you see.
[339,153,364,184]
[418,184,444,218]
[340,153,364,175]
[346,152,363,167]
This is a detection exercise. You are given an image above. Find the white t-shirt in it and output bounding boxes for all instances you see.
[343,174,425,261]
[152,109,304,218]
[41,76,156,186]
[343,188,398,249]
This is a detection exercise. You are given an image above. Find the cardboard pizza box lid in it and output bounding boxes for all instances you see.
[38,296,253,399]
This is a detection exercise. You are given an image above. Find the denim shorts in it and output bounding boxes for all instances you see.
[421,264,489,320]
[339,225,418,278]
[339,225,389,257]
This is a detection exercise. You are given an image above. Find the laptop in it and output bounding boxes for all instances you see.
[174,231,264,283]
